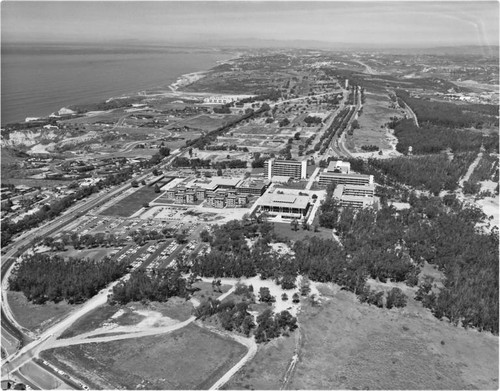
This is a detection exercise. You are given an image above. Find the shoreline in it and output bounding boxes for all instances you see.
[3,52,240,127]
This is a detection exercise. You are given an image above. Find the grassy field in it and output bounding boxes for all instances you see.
[100,186,162,217]
[224,284,499,390]
[42,323,247,390]
[348,91,399,151]
[222,329,298,390]
[289,286,499,390]
[273,222,332,242]
[7,291,80,335]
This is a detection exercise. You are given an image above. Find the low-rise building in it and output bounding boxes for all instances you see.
[237,178,270,195]
[333,184,375,208]
[258,192,311,219]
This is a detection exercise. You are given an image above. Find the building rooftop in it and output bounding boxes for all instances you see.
[259,193,310,209]
[326,160,351,173]
[271,175,291,183]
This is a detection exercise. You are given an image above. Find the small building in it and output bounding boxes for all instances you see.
[166,189,176,199]
[175,192,186,204]
[196,188,206,200]
[185,191,196,204]
[271,175,291,184]
[326,160,351,174]
[214,196,225,208]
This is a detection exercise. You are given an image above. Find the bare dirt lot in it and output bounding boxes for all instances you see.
[42,323,247,390]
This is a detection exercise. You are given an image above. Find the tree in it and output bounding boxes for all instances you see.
[292,293,300,303]
[142,202,149,208]
[294,132,301,140]
[259,287,275,303]
[141,179,147,186]
[154,184,161,193]
[386,287,407,309]
[217,168,223,176]
[159,146,170,157]
[131,180,139,188]
[291,219,299,232]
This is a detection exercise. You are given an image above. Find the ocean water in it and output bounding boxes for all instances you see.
[1,43,231,125]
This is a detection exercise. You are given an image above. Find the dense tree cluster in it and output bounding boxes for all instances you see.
[195,298,256,336]
[396,89,499,129]
[109,268,188,305]
[254,309,297,343]
[9,253,129,304]
[316,187,498,333]
[392,119,499,154]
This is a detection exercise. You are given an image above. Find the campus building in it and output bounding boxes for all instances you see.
[333,184,375,209]
[264,158,307,180]
[203,96,239,104]
[236,178,270,196]
[318,160,373,187]
[257,192,311,219]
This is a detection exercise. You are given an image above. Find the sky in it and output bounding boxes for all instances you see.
[1,1,499,48]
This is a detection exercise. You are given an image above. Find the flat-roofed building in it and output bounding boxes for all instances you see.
[237,178,270,195]
[213,178,242,189]
[326,160,351,174]
[319,171,373,187]
[333,184,375,209]
[258,192,311,219]
[264,159,307,180]
[175,193,186,204]
[196,188,206,200]
[214,197,225,208]
[237,194,248,205]
[166,189,176,199]
[185,191,196,204]
[270,175,291,184]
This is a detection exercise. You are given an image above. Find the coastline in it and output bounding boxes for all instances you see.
[2,50,237,126]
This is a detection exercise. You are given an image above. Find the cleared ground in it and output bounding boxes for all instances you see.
[100,186,163,217]
[42,323,247,390]
[59,298,195,340]
[7,291,81,335]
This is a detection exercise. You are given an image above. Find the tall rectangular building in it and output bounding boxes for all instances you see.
[264,159,307,180]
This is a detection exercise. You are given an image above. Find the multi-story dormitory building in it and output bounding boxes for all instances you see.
[264,158,308,180]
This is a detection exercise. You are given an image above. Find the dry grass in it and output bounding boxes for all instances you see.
[289,285,499,390]
[7,291,80,335]
[100,186,162,217]
[350,91,400,151]
[42,323,247,390]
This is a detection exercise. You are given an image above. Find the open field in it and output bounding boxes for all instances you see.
[289,285,499,390]
[223,330,298,390]
[225,284,498,390]
[100,186,163,217]
[347,91,399,151]
[7,291,80,335]
[42,323,247,390]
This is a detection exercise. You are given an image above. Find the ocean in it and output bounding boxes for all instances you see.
[1,43,232,125]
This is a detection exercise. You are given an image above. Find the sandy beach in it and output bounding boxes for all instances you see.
[169,71,208,92]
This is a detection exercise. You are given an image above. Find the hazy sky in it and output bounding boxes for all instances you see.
[2,1,498,48]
